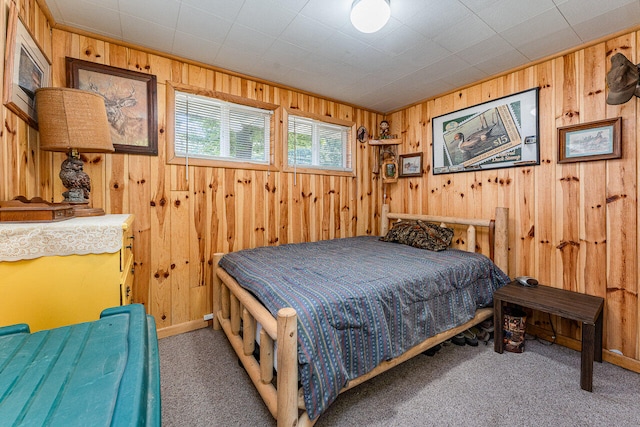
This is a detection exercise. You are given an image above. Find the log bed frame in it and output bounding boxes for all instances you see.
[212,204,509,427]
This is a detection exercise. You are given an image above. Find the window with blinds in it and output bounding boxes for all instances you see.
[288,115,352,172]
[174,91,272,164]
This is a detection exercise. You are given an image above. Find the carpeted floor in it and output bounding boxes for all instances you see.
[159,327,640,426]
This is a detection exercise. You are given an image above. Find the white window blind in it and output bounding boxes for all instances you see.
[288,115,351,172]
[175,91,272,164]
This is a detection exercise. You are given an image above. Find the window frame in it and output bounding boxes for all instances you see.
[167,81,279,171]
[283,107,356,177]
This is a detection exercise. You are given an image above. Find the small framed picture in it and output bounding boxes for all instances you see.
[2,2,51,128]
[558,117,621,163]
[398,153,423,177]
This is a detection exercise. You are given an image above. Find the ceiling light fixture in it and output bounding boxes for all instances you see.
[350,0,391,34]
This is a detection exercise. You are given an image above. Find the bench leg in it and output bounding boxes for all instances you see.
[581,322,595,392]
[494,299,504,354]
[594,311,603,363]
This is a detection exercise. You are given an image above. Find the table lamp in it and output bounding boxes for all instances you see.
[35,87,114,216]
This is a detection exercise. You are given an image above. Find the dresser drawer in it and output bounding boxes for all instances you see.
[120,253,135,305]
[120,215,135,272]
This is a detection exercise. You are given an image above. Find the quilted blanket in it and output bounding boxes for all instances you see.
[218,236,510,420]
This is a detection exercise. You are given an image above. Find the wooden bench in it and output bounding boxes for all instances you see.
[493,282,604,391]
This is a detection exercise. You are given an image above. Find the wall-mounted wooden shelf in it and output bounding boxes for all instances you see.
[369,139,401,182]
[368,138,401,146]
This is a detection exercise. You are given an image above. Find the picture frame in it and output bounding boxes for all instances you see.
[381,158,398,184]
[2,3,51,128]
[66,57,158,155]
[432,88,539,175]
[398,152,423,177]
[557,117,621,163]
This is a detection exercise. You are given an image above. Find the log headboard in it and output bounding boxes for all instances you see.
[380,204,509,275]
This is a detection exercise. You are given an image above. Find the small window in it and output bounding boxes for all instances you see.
[287,114,353,173]
[172,89,274,166]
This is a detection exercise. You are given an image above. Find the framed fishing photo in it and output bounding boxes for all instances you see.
[66,57,158,155]
[432,88,539,175]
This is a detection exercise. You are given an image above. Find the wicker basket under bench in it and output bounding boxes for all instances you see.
[213,204,509,427]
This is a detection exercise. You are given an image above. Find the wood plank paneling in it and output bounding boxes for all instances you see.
[2,0,640,368]
[385,33,640,366]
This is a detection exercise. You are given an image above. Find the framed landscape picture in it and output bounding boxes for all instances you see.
[557,117,621,163]
[2,3,51,128]
[432,88,539,175]
[66,57,158,155]
[398,153,423,177]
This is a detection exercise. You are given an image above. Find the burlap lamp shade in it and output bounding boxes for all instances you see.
[36,87,114,153]
[35,87,114,216]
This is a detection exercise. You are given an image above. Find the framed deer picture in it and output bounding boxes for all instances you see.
[66,58,158,155]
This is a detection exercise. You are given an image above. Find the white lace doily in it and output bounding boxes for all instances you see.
[0,214,131,262]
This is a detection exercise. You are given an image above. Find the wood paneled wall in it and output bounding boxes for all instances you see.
[2,0,639,369]
[386,33,640,368]
[0,0,383,337]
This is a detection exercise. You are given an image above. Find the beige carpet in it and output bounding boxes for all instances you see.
[159,327,640,426]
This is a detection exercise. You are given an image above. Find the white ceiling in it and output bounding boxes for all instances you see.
[43,0,640,113]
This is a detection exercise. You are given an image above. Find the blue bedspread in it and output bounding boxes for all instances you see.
[219,236,510,420]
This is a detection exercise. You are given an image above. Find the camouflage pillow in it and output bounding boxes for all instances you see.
[380,220,454,251]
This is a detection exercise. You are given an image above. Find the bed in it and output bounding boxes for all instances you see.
[213,204,510,426]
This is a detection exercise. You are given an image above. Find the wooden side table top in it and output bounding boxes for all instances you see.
[493,282,604,324]
[493,281,604,392]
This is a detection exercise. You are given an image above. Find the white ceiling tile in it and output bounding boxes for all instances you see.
[172,31,222,64]
[441,64,489,87]
[235,0,297,37]
[213,45,260,75]
[57,1,122,38]
[176,5,233,42]
[564,2,640,41]
[179,0,244,21]
[77,0,118,10]
[346,73,398,98]
[456,34,513,66]
[314,32,384,67]
[279,15,334,50]
[363,60,420,84]
[474,49,529,75]
[119,0,180,28]
[459,0,503,12]
[414,55,472,82]
[221,23,275,53]
[500,8,571,49]
[475,0,557,32]
[390,41,451,70]
[121,15,175,52]
[246,59,294,85]
[517,27,581,61]
[368,24,430,57]
[261,40,312,66]
[557,0,640,25]
[433,14,496,53]
[400,1,472,39]
[299,0,351,30]
[274,0,309,13]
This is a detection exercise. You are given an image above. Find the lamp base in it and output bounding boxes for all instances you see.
[69,202,105,217]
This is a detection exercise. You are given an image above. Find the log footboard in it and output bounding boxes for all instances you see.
[213,255,299,425]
